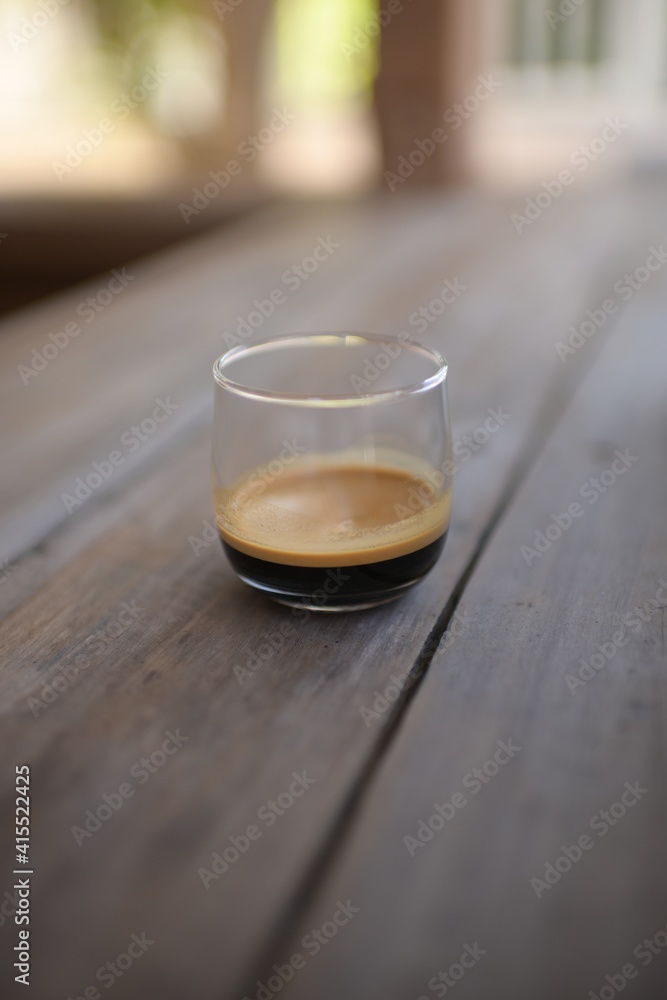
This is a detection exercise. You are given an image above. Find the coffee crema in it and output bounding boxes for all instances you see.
[215,456,450,608]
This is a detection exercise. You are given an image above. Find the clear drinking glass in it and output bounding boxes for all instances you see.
[212,332,452,611]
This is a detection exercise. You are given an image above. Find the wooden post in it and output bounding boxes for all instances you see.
[215,0,275,160]
[375,0,487,186]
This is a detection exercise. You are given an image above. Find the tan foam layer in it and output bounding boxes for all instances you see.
[214,460,451,567]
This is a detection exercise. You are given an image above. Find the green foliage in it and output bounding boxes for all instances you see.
[274,0,379,109]
[77,0,204,92]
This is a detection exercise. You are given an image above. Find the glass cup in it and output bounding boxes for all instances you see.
[212,332,452,611]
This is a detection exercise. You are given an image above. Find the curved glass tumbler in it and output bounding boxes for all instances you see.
[212,333,452,611]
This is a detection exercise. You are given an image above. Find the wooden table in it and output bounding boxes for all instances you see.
[2,182,666,1000]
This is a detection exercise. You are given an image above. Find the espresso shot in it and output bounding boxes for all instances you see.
[215,460,451,610]
[212,333,452,609]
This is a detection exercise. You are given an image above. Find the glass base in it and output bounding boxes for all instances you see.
[242,577,416,612]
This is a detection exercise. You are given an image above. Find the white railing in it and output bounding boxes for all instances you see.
[497,0,667,98]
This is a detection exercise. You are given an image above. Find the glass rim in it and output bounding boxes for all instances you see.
[212,332,448,407]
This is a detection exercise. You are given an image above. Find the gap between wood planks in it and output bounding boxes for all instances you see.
[229,257,647,1000]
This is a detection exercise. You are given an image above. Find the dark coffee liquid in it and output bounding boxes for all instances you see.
[222,532,448,609]
[215,462,450,610]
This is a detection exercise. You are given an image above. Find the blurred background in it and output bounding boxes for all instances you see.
[2,0,666,314]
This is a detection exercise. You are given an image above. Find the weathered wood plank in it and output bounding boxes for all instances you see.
[0,186,656,999]
[271,215,667,1000]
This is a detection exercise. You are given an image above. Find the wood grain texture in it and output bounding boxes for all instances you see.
[0,183,662,1000]
[271,202,667,1000]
